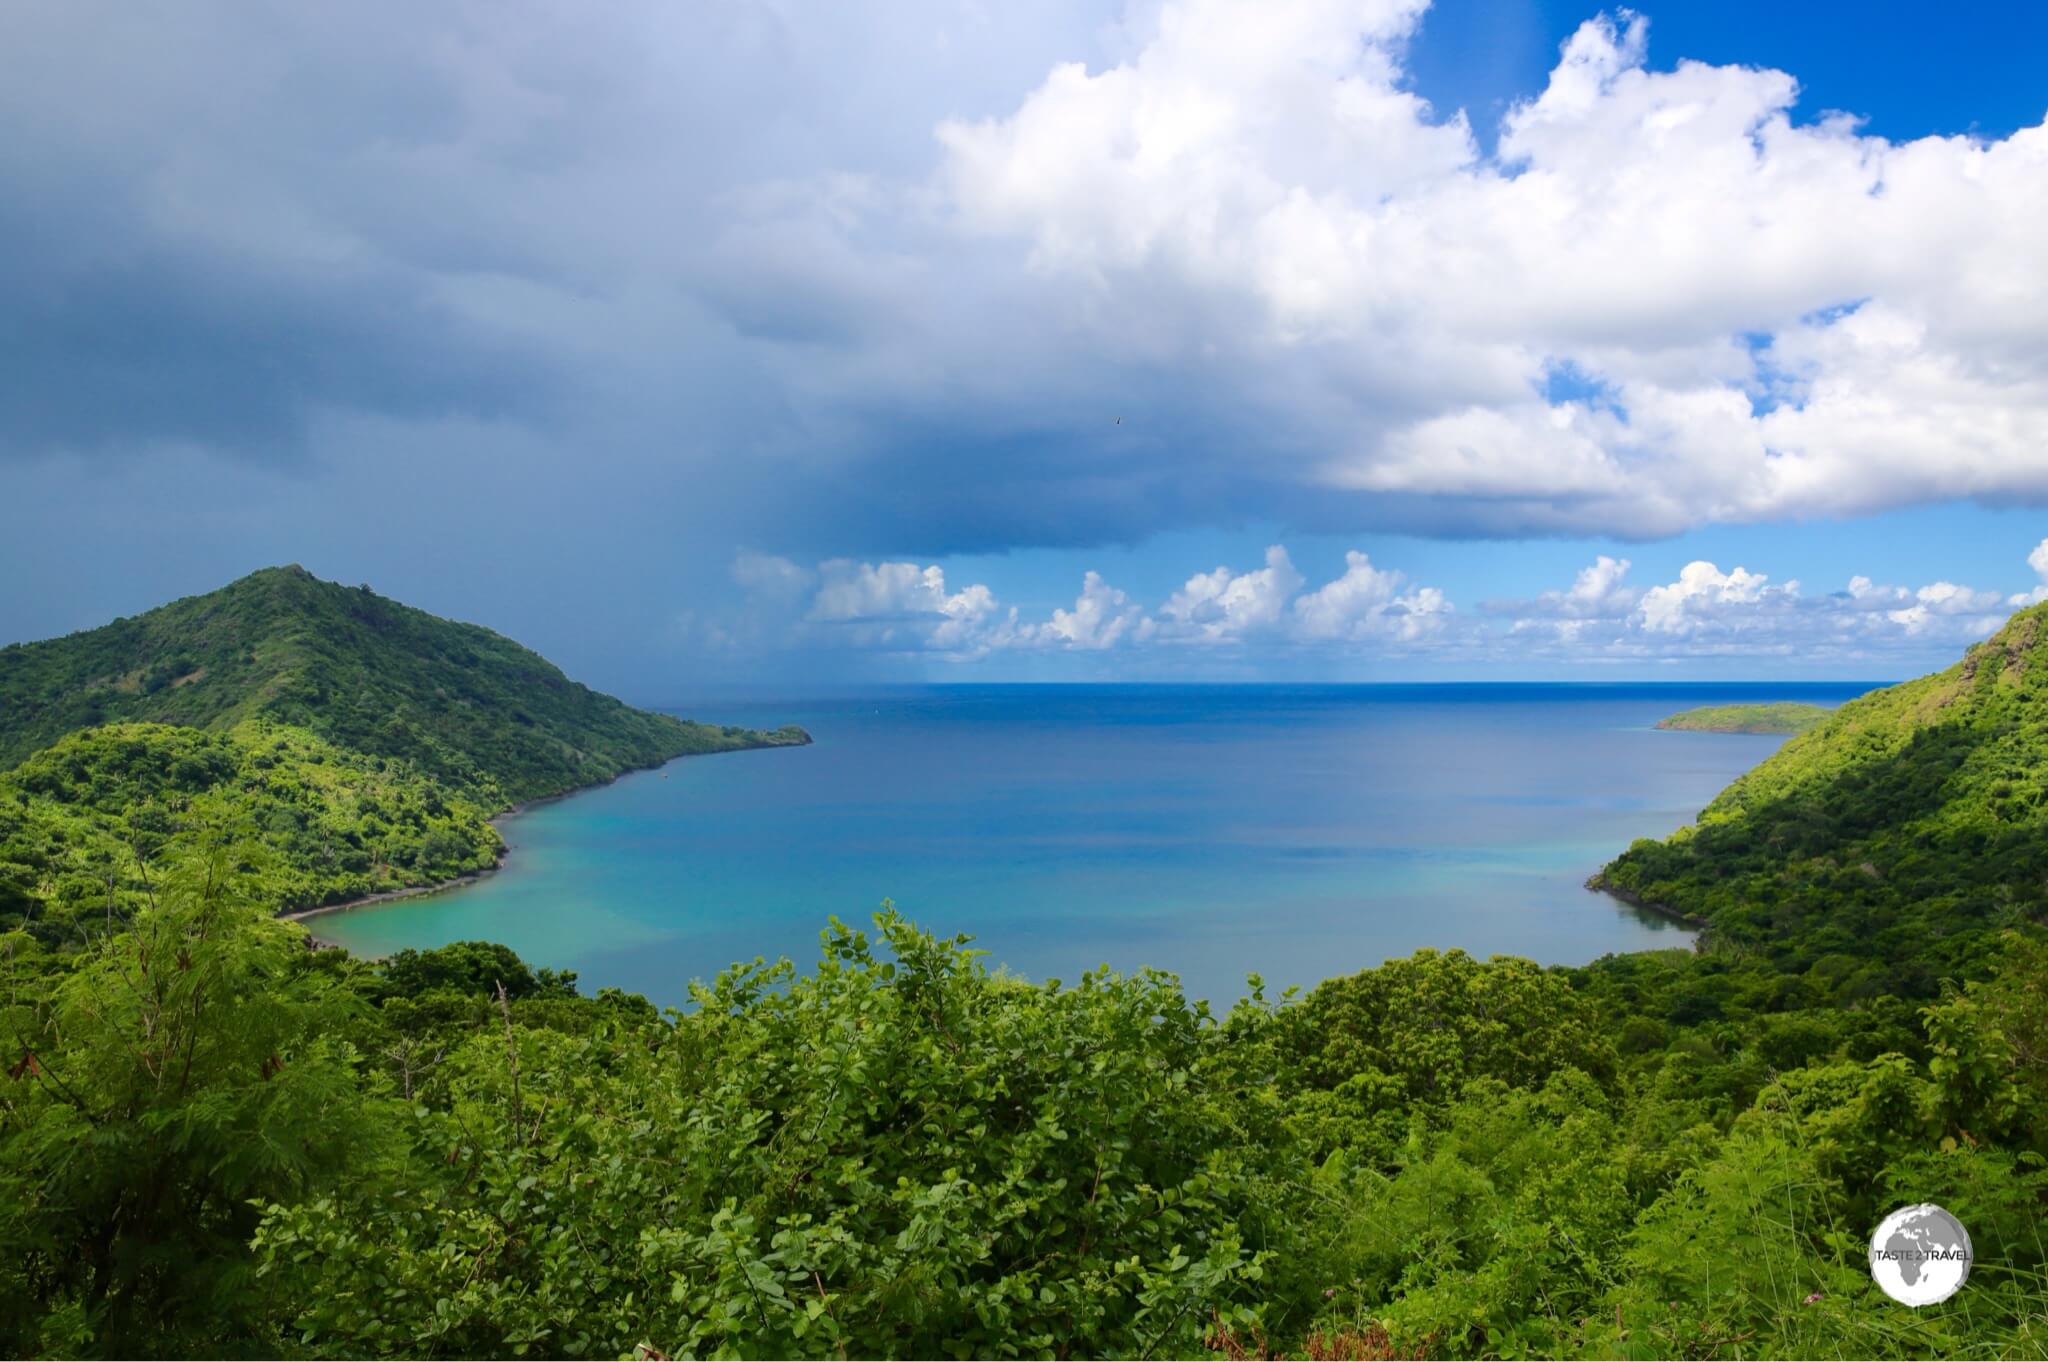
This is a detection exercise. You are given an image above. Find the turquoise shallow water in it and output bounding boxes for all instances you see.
[311,683,1876,1007]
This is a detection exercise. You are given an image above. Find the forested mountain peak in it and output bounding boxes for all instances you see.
[0,566,806,802]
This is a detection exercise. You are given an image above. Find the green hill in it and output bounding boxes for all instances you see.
[1654,701,1832,734]
[1595,603,2048,993]
[0,566,806,803]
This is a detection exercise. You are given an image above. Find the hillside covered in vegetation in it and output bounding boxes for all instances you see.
[1597,602,2048,994]
[0,566,807,804]
[0,571,807,945]
[1654,701,1833,735]
[0,722,504,944]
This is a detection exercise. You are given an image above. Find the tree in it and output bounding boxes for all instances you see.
[0,830,396,1358]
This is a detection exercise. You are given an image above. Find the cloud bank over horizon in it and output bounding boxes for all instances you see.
[3,0,2046,679]
[707,536,2048,672]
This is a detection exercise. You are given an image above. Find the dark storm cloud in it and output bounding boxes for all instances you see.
[0,1,1138,492]
[0,217,554,459]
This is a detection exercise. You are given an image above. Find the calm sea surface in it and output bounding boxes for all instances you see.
[312,683,1877,1006]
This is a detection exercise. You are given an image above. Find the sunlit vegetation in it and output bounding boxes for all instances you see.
[1654,701,1833,735]
[0,721,504,945]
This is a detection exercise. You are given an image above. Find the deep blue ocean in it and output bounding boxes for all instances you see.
[311,683,1877,1007]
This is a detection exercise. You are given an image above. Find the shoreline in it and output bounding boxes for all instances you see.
[279,735,809,944]
[278,862,506,926]
[1585,874,1710,939]
[277,778,594,932]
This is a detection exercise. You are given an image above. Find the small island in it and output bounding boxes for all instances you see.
[1654,701,1832,735]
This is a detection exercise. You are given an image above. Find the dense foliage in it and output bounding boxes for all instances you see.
[3,857,2043,1359]
[1597,603,2048,995]
[1653,703,1832,735]
[2,595,2046,1358]
[0,836,393,1357]
[0,722,504,944]
[0,565,807,804]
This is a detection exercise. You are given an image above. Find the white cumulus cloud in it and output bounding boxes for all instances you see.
[1494,548,2029,660]
[1036,571,1151,649]
[1517,554,1640,620]
[803,559,1019,656]
[907,3,2048,540]
[1160,545,1308,641]
[1637,562,1785,635]
[1291,550,1450,641]
[720,536,2048,669]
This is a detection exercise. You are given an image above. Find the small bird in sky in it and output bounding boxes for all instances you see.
[1114,416,1122,424]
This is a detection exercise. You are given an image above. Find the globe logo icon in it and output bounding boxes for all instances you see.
[1869,1203,1972,1306]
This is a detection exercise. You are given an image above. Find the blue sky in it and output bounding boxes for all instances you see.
[3,1,2046,693]
[1407,0,2048,150]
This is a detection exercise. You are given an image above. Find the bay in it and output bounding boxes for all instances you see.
[310,682,1875,1007]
